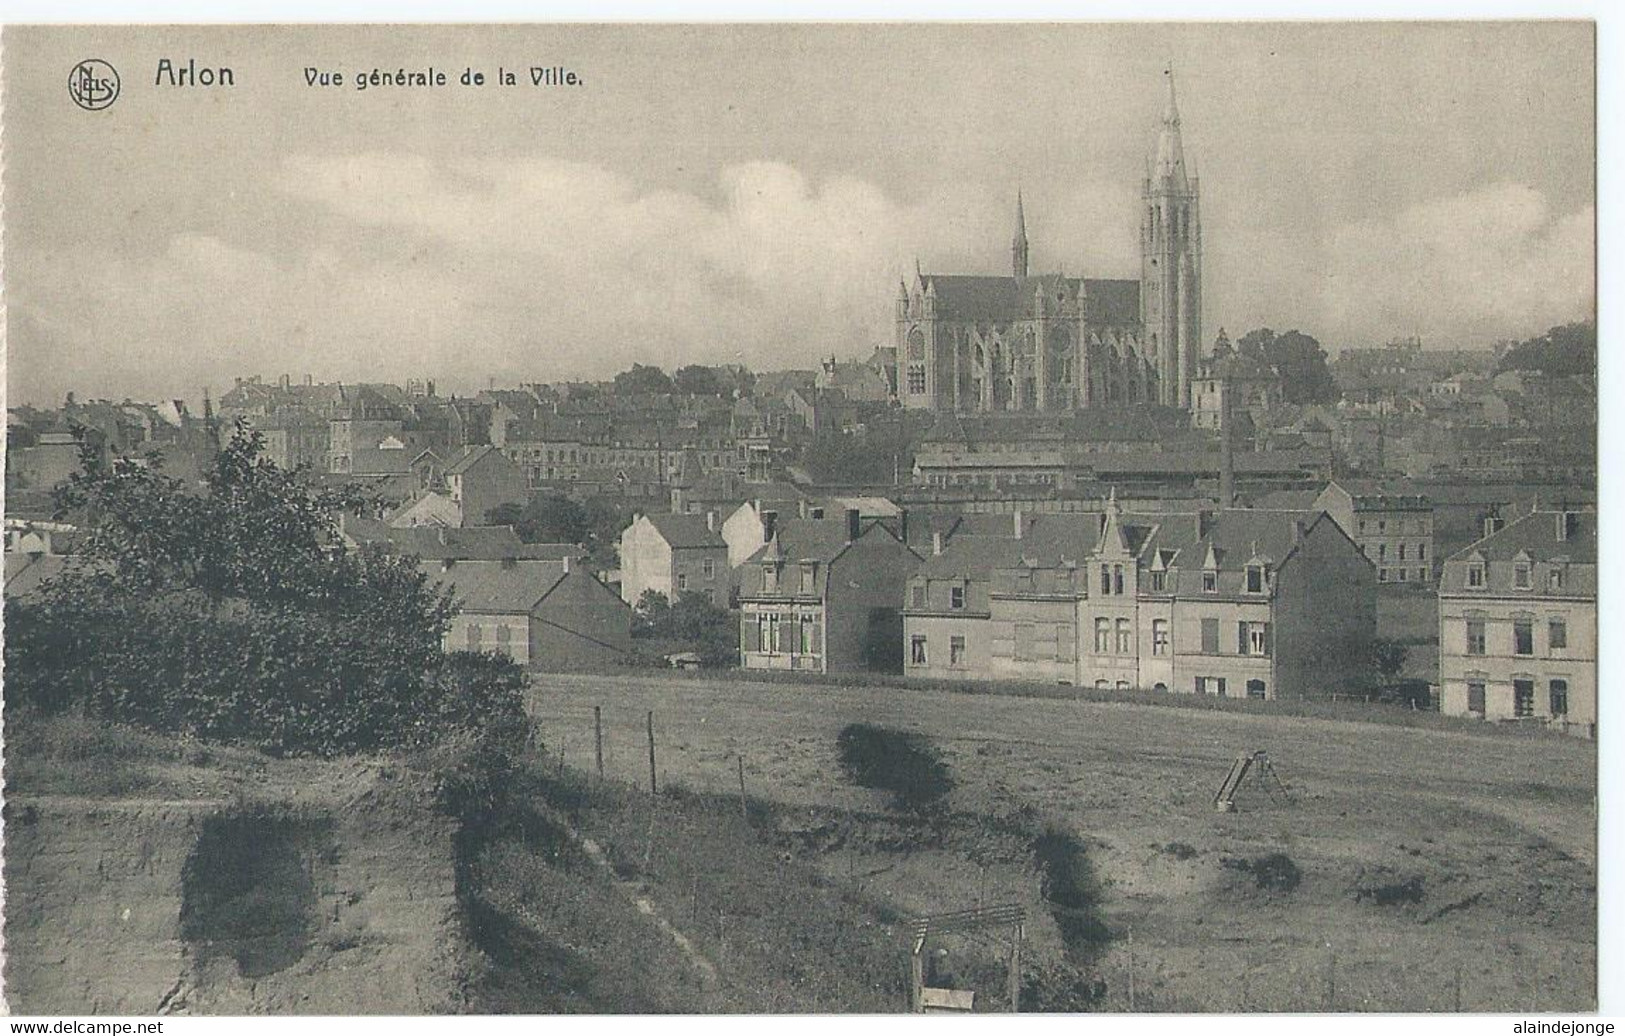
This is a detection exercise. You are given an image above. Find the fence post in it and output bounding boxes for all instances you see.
[594,705,604,781]
[737,754,749,821]
[646,710,657,795]
[1126,924,1135,1011]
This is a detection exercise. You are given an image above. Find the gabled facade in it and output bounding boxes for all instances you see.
[445,445,529,528]
[421,557,632,670]
[1314,479,1435,585]
[738,511,923,674]
[1437,509,1596,736]
[618,511,730,606]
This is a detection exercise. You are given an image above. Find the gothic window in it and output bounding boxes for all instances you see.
[906,327,925,361]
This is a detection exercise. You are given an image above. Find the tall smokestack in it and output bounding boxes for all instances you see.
[845,507,861,543]
[1218,372,1235,508]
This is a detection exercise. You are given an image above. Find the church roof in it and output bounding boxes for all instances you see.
[915,273,1140,328]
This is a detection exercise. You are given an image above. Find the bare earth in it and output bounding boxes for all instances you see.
[526,672,1596,1013]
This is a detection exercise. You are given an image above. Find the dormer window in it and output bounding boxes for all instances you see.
[763,562,780,593]
[950,584,966,610]
[1202,570,1218,593]
[1149,570,1166,592]
[1245,564,1266,594]
[1548,565,1566,592]
[1466,560,1486,589]
[799,562,817,594]
[1513,561,1531,590]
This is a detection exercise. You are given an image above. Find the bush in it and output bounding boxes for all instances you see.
[2,423,529,761]
[835,723,953,812]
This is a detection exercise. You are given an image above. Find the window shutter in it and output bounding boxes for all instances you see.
[1264,623,1273,657]
[743,617,759,653]
[809,618,822,653]
[1239,622,1249,655]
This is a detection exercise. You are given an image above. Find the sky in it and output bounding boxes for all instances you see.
[2,22,1596,408]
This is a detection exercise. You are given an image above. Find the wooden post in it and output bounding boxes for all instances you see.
[1325,948,1337,1011]
[910,943,925,1013]
[646,710,657,795]
[1127,924,1135,1011]
[737,754,749,821]
[1453,963,1463,1012]
[594,705,604,781]
[1007,921,1023,1013]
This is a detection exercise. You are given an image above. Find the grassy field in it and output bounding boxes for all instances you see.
[524,671,1597,1013]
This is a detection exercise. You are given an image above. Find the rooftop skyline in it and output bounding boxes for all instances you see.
[3,23,1596,408]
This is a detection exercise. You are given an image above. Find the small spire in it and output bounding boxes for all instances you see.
[1012,189,1030,280]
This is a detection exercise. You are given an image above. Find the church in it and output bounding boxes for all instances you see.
[895,69,1203,413]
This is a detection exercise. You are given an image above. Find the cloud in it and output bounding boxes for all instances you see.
[6,159,1592,408]
[1308,184,1591,348]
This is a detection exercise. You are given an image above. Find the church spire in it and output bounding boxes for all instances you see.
[1012,189,1030,280]
[1154,65,1189,189]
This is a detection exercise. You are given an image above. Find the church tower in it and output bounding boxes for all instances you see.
[1012,190,1030,280]
[1141,66,1202,409]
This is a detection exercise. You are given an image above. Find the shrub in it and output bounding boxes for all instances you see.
[835,723,953,812]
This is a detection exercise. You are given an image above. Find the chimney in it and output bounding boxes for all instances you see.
[932,531,943,556]
[305,373,313,386]
[441,558,455,572]
[761,509,778,543]
[1483,514,1504,539]
[1557,511,1579,542]
[280,373,291,390]
[562,554,571,574]
[438,528,448,546]
[706,509,717,532]
[501,556,516,569]
[1199,509,1216,539]
[1013,509,1024,540]
[1293,518,1308,545]
[1218,375,1236,508]
[899,508,909,545]
[798,498,809,519]
[845,507,861,543]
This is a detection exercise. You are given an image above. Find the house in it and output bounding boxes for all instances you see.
[388,491,463,529]
[737,509,923,674]
[1436,509,1595,737]
[421,557,632,670]
[618,512,730,606]
[445,445,529,527]
[1312,480,1435,585]
[338,514,580,562]
[901,496,1376,699]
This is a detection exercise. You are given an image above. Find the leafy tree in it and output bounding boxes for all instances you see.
[613,363,675,396]
[673,364,729,397]
[5,422,527,758]
[1236,328,1338,404]
[631,589,735,667]
[1496,321,1596,378]
[487,493,590,545]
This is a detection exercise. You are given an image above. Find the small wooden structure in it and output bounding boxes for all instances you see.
[1213,750,1291,812]
[905,903,1026,1013]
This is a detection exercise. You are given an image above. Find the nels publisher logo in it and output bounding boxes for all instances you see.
[68,59,120,111]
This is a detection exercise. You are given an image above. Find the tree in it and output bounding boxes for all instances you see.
[1496,321,1596,378]
[631,588,735,667]
[613,363,675,396]
[1236,328,1338,404]
[673,364,728,397]
[5,422,527,758]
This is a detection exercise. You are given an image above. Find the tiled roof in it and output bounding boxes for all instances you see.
[446,445,502,476]
[418,559,568,614]
[1081,278,1142,328]
[1446,508,1596,564]
[642,513,726,550]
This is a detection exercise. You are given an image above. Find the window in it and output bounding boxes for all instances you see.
[1116,681,1131,692]
[677,573,689,592]
[760,613,778,654]
[1467,563,1485,589]
[1196,676,1227,697]
[1398,544,1407,561]
[910,584,927,609]
[1100,565,1112,596]
[908,365,926,394]
[1548,566,1564,591]
[1201,618,1220,654]
[1149,571,1166,592]
[701,558,715,579]
[1514,562,1531,589]
[1467,681,1486,716]
[467,624,483,650]
[1115,619,1132,654]
[1015,623,1037,661]
[1094,617,1111,654]
[1549,618,1568,651]
[1246,679,1267,700]
[910,635,927,667]
[1152,619,1169,656]
[800,614,817,654]
[1113,565,1125,596]
[1241,621,1270,657]
[1419,543,1427,561]
[1466,619,1486,655]
[1202,570,1218,593]
[1378,568,1389,582]
[799,563,815,594]
[1513,619,1534,656]
[1513,679,1535,718]
[1358,519,1367,533]
[495,625,511,650]
[1378,520,1387,533]
[950,636,966,668]
[1245,565,1264,594]
[1549,679,1569,716]
[950,585,966,610]
[763,563,779,593]
[1378,543,1387,562]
